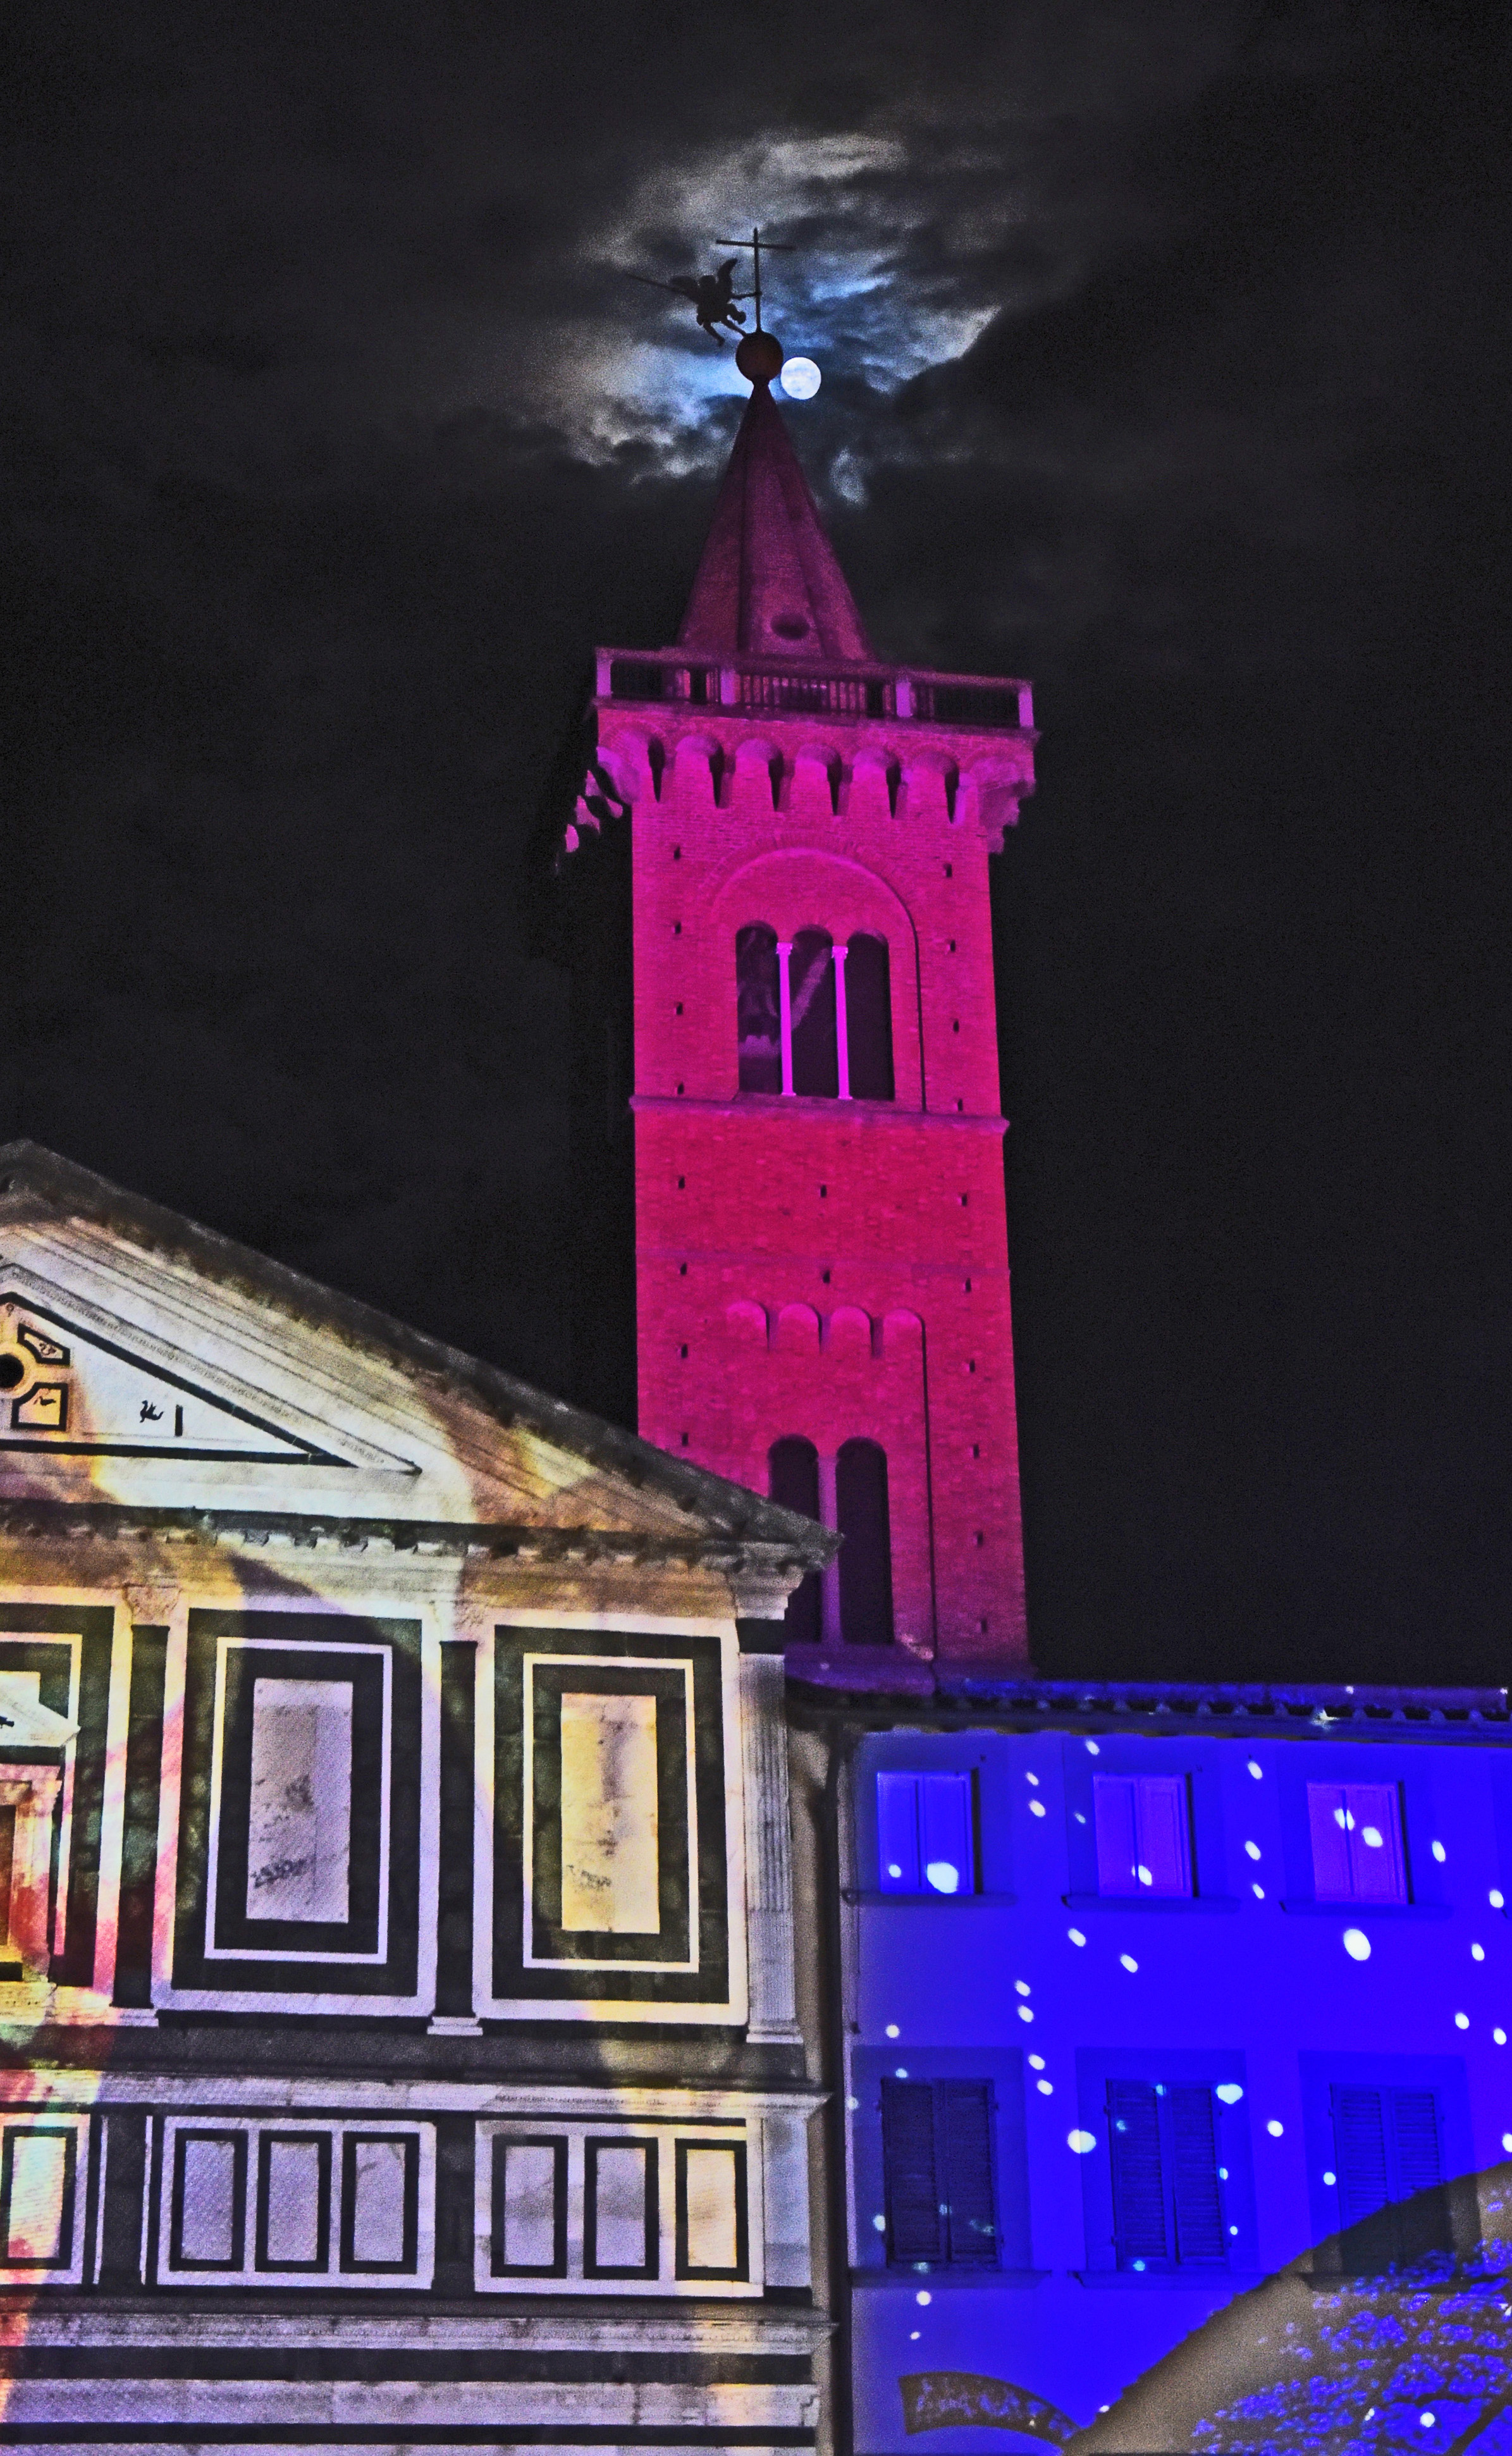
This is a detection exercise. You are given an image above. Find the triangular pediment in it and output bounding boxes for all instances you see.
[0,1144,831,1565]
[0,1284,342,1462]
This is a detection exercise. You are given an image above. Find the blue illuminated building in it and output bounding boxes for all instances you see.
[795,1675,1512,2452]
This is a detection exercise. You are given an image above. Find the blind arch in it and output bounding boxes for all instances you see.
[837,1438,894,1645]
[768,1437,821,1647]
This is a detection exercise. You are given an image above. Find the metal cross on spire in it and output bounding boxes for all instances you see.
[622,228,796,348]
[711,228,796,335]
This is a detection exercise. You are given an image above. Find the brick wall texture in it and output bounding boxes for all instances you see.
[603,700,1035,1671]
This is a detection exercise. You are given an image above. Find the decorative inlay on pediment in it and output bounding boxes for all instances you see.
[0,1290,348,1464]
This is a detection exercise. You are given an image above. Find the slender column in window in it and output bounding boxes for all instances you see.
[777,941,794,1097]
[834,943,851,1099]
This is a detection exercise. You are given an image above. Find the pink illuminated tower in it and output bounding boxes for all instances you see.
[579,329,1036,1670]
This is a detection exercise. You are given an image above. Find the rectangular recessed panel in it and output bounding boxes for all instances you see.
[4,2132,70,2265]
[918,1773,975,1898]
[1347,1785,1408,1904]
[178,2137,240,2266]
[262,2137,325,2267]
[559,1691,659,1934]
[498,2142,560,2269]
[682,2145,740,2271]
[246,1677,353,1925]
[348,2137,409,2266]
[590,2143,652,2270]
[1308,1784,1356,1901]
[1134,1777,1193,1898]
[1093,1776,1140,1896]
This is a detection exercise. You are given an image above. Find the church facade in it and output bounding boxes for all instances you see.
[0,1142,833,2447]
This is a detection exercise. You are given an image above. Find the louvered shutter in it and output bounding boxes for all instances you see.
[1308,1785,1356,1900]
[1108,2082,1168,2266]
[1169,2088,1226,2263]
[1389,2090,1442,2198]
[882,2081,942,2262]
[876,1774,921,1893]
[1093,1777,1140,1896]
[918,1774,974,1898]
[1388,2088,1453,2262]
[1134,1777,1193,1898]
[937,2082,997,2265]
[1347,1784,1408,1904]
[1332,2086,1390,2226]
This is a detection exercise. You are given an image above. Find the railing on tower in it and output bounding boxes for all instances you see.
[595,647,1033,732]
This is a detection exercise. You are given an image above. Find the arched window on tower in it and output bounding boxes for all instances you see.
[789,930,837,1097]
[844,933,894,1101]
[738,925,892,1101]
[837,1438,894,1646]
[736,925,782,1093]
[769,1436,821,1645]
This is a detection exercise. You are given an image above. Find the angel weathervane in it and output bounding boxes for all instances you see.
[624,226,795,347]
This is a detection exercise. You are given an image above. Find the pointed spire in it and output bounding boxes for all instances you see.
[678,372,873,664]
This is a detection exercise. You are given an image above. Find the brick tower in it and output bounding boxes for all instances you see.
[580,333,1036,1670]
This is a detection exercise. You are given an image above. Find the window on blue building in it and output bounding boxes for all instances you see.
[1329,2084,1451,2269]
[1307,1782,1408,1904]
[1107,2081,1227,2271]
[881,2078,997,2267]
[876,1771,975,1896]
[1093,1774,1193,1898]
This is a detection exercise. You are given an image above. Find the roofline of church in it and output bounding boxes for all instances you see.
[785,1657,1512,1737]
[0,1140,837,1564]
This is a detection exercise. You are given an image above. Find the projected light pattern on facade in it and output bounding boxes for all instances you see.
[0,1141,832,2445]
[839,1696,1512,2453]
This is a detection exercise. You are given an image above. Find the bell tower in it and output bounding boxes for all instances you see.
[581,330,1036,1670]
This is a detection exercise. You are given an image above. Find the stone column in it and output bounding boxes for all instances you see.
[739,1650,801,2044]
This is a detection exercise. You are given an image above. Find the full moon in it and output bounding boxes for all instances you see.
[780,357,821,400]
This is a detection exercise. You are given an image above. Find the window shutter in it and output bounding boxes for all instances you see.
[882,2082,942,2263]
[937,2082,997,2266]
[1168,2088,1226,2263]
[1134,1777,1193,1898]
[1389,2090,1442,2200]
[1093,1777,1140,1896]
[1347,1784,1408,1904]
[1308,1784,1356,1900]
[1107,2082,1167,2266]
[1331,2086,1390,2227]
[918,1774,974,1898]
[876,1775,921,1894]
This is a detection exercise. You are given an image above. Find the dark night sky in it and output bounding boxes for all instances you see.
[5,1,1509,1684]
